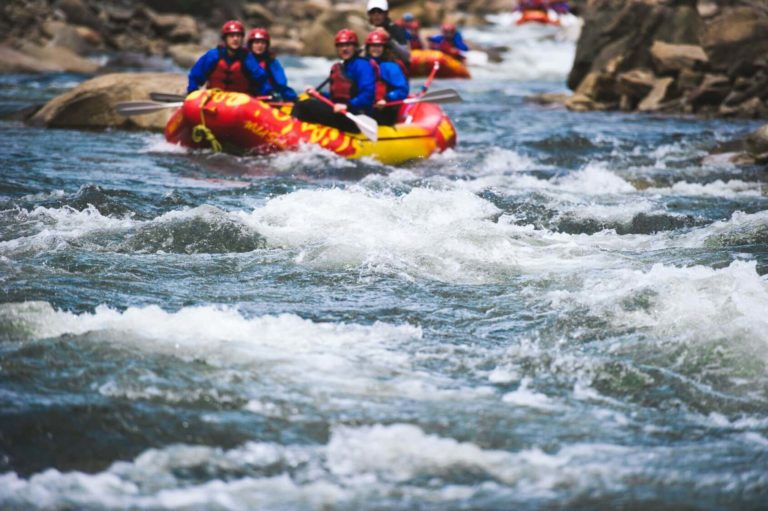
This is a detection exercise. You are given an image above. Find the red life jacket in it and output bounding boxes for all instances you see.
[368,59,387,103]
[329,62,356,103]
[207,47,250,93]
[436,39,464,60]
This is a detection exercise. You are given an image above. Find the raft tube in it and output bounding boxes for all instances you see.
[409,49,471,79]
[164,89,457,165]
[512,9,561,26]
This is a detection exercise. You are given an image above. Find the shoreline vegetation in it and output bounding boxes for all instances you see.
[1,0,767,164]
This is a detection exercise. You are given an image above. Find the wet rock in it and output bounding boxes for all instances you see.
[29,72,186,131]
[745,125,768,156]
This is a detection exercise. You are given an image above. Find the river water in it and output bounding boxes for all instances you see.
[1,21,767,511]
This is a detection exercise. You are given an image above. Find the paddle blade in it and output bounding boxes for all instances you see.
[412,88,463,104]
[115,101,182,116]
[150,92,186,102]
[348,113,379,142]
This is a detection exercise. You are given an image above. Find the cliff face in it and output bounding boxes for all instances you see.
[566,0,768,118]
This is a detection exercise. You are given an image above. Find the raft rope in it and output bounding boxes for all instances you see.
[191,90,223,153]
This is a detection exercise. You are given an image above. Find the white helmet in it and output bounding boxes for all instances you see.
[367,0,388,11]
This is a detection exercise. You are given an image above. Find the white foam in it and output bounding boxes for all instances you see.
[244,186,664,281]
[0,205,136,256]
[548,260,768,346]
[502,378,558,409]
[140,134,188,154]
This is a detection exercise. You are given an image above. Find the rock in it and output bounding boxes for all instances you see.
[0,45,60,73]
[526,93,570,107]
[677,68,703,91]
[687,73,731,108]
[616,69,656,99]
[29,72,186,131]
[299,4,368,58]
[702,6,768,73]
[0,42,100,74]
[243,3,276,25]
[745,124,768,156]
[565,93,596,112]
[57,0,103,33]
[650,41,708,75]
[638,77,675,112]
[167,43,207,69]
[43,20,106,53]
[719,97,768,118]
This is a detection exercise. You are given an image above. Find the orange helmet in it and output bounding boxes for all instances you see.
[441,22,457,33]
[335,28,359,45]
[247,28,270,44]
[220,20,245,37]
[365,30,389,45]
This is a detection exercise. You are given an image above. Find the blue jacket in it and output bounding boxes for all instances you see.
[187,47,267,94]
[252,56,298,101]
[325,56,376,113]
[427,32,469,52]
[372,58,409,102]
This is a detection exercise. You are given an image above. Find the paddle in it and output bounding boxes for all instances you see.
[384,88,463,107]
[150,92,185,102]
[418,61,440,96]
[115,101,183,116]
[307,89,379,142]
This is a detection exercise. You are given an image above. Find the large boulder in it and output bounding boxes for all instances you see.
[30,73,186,131]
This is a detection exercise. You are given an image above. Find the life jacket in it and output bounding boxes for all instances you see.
[368,60,387,103]
[329,61,357,103]
[208,47,250,93]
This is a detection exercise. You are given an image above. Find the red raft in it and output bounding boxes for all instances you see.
[409,49,471,79]
[164,89,457,165]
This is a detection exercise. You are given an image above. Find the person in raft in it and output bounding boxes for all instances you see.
[245,27,298,102]
[291,29,375,134]
[397,12,424,50]
[364,30,409,126]
[187,20,267,94]
[428,23,469,61]
[366,0,411,70]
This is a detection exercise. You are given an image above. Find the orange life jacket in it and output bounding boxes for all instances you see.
[208,47,250,93]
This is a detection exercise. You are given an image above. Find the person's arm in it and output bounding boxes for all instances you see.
[389,39,411,64]
[381,63,408,102]
[241,52,269,93]
[427,34,442,49]
[453,33,469,51]
[187,49,219,93]
[269,59,298,101]
[347,60,375,112]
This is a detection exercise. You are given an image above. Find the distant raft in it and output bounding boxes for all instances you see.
[512,9,562,26]
[410,49,471,79]
[164,90,457,165]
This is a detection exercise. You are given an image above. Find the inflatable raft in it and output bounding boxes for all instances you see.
[512,9,561,26]
[409,49,471,79]
[164,89,457,165]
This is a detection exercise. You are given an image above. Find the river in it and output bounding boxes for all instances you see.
[1,20,767,511]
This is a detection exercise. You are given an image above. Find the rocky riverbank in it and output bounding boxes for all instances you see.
[561,0,768,120]
[0,0,522,73]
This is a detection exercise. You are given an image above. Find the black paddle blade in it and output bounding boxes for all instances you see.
[149,92,186,103]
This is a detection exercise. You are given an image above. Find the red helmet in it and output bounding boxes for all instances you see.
[247,28,270,44]
[335,28,359,45]
[365,30,389,45]
[221,20,245,37]
[441,23,457,33]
